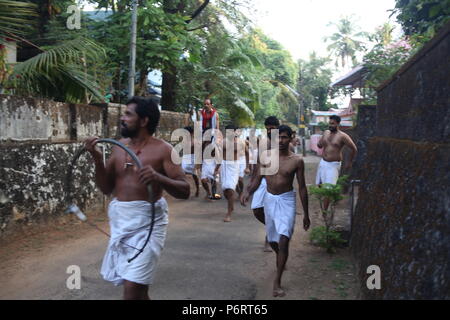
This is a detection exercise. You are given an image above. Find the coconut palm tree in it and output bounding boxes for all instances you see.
[1,1,108,103]
[325,16,368,69]
[11,37,107,103]
[0,0,37,42]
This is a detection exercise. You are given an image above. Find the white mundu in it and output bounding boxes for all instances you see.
[201,158,216,180]
[181,154,195,175]
[251,177,267,210]
[101,198,169,286]
[263,190,296,243]
[315,159,341,185]
[239,155,246,178]
[220,160,240,190]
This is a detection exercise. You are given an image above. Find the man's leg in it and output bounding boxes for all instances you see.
[223,189,235,222]
[237,177,244,197]
[201,178,212,200]
[192,174,200,197]
[253,208,271,252]
[273,235,290,297]
[324,197,330,212]
[123,280,150,300]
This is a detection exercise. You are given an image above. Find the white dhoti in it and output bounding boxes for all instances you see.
[239,155,246,178]
[263,190,296,243]
[220,160,240,191]
[315,159,341,185]
[249,149,258,165]
[181,154,195,175]
[201,159,216,180]
[101,198,169,286]
[251,177,267,209]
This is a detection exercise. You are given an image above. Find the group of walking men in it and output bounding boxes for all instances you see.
[85,96,357,300]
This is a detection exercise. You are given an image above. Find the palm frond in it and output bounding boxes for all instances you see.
[0,0,38,41]
[11,37,107,103]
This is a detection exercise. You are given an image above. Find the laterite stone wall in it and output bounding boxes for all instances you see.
[0,95,191,237]
[350,23,450,299]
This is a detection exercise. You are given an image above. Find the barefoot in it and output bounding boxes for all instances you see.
[204,195,214,202]
[273,286,286,298]
[223,215,232,222]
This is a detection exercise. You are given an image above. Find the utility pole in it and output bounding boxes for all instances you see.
[286,84,306,156]
[128,0,138,100]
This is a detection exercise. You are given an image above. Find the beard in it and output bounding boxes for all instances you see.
[329,126,338,132]
[121,123,138,138]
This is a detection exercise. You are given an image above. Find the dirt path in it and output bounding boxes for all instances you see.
[0,155,360,300]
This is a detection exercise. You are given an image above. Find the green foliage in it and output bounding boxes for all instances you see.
[393,0,450,46]
[310,226,347,254]
[317,121,329,132]
[0,0,38,42]
[309,182,345,204]
[297,52,333,112]
[10,37,106,103]
[309,175,349,253]
[359,22,413,102]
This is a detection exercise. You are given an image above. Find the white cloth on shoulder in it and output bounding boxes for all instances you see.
[263,190,296,243]
[239,155,246,178]
[101,197,169,286]
[181,154,196,175]
[220,160,240,191]
[251,177,267,209]
[315,159,341,185]
[201,159,216,180]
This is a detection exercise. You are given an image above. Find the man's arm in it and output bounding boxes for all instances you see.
[241,162,263,206]
[343,134,358,168]
[296,158,310,230]
[317,131,328,149]
[245,140,250,173]
[139,144,190,199]
[215,112,220,131]
[85,137,115,195]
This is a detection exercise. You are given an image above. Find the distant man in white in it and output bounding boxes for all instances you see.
[316,115,357,211]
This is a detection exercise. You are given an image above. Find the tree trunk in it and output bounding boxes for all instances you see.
[161,65,177,111]
[137,68,148,96]
[160,0,210,110]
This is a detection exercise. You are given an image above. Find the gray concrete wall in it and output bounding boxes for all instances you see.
[0,95,191,237]
[350,23,450,299]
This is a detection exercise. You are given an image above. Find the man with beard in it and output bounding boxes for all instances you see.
[84,97,190,300]
[316,115,357,212]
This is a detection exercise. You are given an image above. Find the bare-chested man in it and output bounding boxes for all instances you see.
[85,97,190,300]
[214,124,241,222]
[247,116,279,251]
[236,128,250,197]
[241,125,310,297]
[181,126,200,198]
[316,115,357,211]
[199,140,219,200]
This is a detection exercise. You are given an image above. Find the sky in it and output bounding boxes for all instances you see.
[250,0,400,61]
